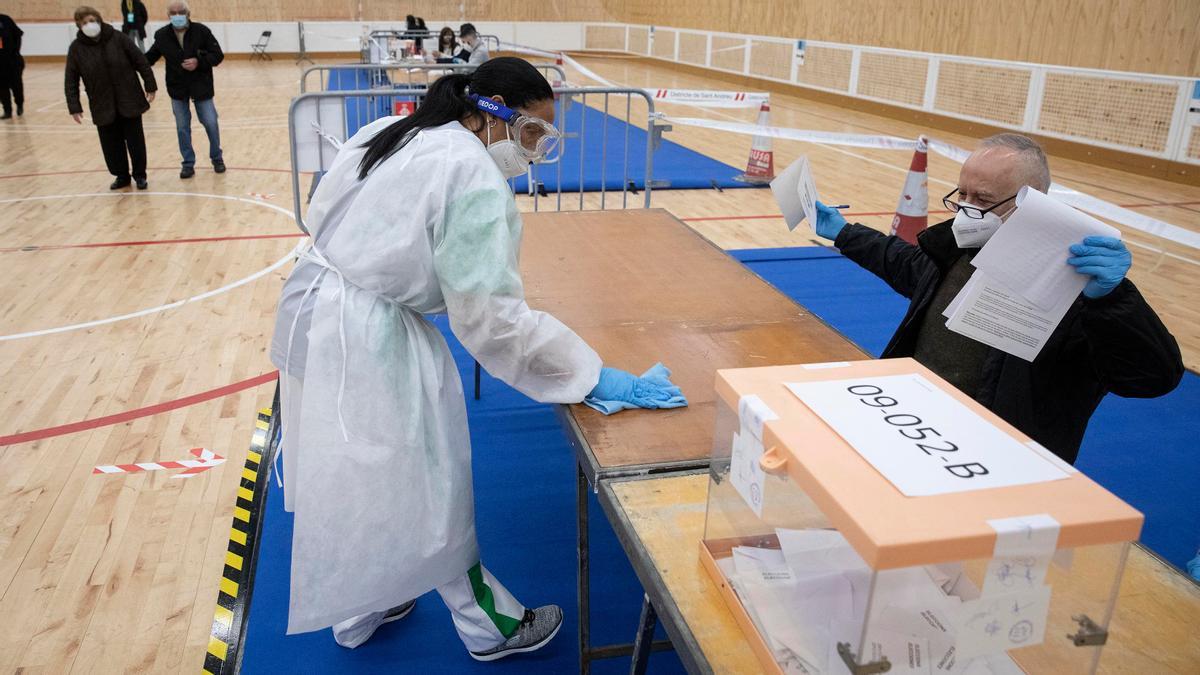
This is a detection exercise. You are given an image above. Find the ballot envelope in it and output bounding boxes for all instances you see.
[700,358,1141,675]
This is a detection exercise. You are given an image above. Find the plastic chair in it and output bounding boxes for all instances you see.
[251,31,272,61]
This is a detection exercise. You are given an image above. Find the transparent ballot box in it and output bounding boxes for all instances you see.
[700,358,1141,675]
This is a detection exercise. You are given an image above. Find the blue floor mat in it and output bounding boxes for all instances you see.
[514,102,754,193]
[240,314,685,674]
[323,68,754,192]
[731,247,1200,570]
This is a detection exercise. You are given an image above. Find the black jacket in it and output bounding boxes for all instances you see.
[119,0,149,39]
[0,14,23,66]
[65,23,156,127]
[145,21,223,101]
[835,219,1183,464]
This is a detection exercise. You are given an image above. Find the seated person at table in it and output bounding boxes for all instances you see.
[812,133,1182,464]
[452,23,489,65]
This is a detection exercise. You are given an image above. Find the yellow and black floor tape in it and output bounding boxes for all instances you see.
[204,385,280,675]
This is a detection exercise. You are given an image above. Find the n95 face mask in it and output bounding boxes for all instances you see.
[81,21,102,38]
[486,124,529,179]
[951,206,1003,248]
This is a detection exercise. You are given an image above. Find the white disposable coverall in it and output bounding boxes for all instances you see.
[270,117,602,638]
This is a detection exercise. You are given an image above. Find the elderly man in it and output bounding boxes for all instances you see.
[814,133,1182,464]
[145,0,223,178]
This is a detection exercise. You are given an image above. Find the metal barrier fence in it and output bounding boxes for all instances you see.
[300,62,567,94]
[288,86,666,234]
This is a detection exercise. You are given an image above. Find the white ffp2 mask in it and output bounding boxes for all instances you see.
[81,21,102,38]
[486,124,528,179]
[951,206,1004,248]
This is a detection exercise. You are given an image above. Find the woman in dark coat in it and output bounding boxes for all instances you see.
[65,6,157,190]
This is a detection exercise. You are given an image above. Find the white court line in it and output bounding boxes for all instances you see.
[35,99,63,113]
[0,191,302,341]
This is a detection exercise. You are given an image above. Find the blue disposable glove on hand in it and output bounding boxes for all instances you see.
[814,201,847,241]
[586,364,688,415]
[1067,236,1131,299]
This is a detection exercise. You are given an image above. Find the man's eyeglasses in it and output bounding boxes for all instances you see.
[942,188,1017,220]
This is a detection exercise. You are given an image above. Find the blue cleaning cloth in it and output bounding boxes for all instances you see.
[584,362,688,415]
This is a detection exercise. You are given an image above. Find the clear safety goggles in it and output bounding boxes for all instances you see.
[470,94,561,161]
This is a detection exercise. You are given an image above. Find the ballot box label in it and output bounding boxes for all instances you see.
[786,374,1068,497]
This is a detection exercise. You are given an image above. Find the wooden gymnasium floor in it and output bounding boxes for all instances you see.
[1,54,1197,672]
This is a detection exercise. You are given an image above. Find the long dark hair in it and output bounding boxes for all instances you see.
[438,26,457,52]
[357,57,554,179]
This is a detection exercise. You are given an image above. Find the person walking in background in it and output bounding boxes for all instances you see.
[119,0,149,51]
[65,6,157,190]
[0,12,24,119]
[146,0,225,179]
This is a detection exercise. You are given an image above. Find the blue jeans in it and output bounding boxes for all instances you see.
[172,97,223,169]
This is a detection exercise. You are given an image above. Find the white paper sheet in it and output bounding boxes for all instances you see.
[733,546,793,583]
[971,186,1120,311]
[944,269,1075,362]
[955,585,1052,660]
[777,528,872,621]
[786,374,1069,496]
[729,431,767,517]
[982,515,1059,597]
[770,155,819,231]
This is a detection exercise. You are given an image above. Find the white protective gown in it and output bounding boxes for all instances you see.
[270,118,602,634]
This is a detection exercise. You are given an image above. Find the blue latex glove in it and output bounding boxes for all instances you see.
[1067,236,1131,299]
[814,201,847,241]
[585,364,688,415]
[1189,552,1200,582]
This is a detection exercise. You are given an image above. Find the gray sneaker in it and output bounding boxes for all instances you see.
[469,605,563,662]
[332,599,417,648]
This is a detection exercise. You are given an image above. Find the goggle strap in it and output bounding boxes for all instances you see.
[469,94,518,124]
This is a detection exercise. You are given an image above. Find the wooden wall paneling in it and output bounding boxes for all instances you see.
[1037,73,1179,153]
[933,62,1031,127]
[856,51,928,107]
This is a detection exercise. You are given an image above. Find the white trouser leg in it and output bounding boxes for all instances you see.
[437,562,526,653]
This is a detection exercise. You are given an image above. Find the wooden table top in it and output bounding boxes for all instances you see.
[602,472,1200,675]
[520,208,867,474]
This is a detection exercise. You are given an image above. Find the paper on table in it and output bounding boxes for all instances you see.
[955,585,1052,660]
[786,375,1069,497]
[738,573,848,671]
[971,186,1120,311]
[944,269,1075,362]
[879,604,961,673]
[770,155,819,231]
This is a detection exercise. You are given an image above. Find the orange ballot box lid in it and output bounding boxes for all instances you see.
[714,358,1143,570]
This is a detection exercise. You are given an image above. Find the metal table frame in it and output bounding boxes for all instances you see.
[556,405,710,673]
[593,471,716,675]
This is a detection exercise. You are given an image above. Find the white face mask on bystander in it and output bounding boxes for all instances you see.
[950,205,1005,248]
[81,21,102,38]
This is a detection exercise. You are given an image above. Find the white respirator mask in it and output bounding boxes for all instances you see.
[81,21,102,38]
[486,123,529,179]
[950,206,1004,248]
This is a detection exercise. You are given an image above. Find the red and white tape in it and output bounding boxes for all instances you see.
[94,447,226,478]
[648,89,769,108]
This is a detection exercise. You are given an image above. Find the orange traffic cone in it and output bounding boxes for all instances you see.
[890,135,929,244]
[734,101,775,184]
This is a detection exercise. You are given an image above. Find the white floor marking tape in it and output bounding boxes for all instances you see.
[0,191,304,341]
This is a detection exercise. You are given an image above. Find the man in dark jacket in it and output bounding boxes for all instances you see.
[119,0,149,51]
[65,8,157,189]
[813,133,1182,464]
[146,0,224,179]
[0,13,24,119]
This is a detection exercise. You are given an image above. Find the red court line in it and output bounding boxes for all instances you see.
[0,232,306,253]
[0,371,279,447]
